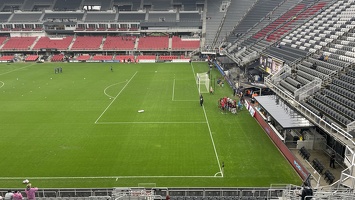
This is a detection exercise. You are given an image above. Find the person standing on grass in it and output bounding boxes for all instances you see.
[25,184,38,200]
[110,66,113,72]
[200,94,204,106]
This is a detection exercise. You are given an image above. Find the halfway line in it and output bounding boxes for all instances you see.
[95,71,138,124]
[0,63,36,76]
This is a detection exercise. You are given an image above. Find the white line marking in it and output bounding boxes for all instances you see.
[0,175,219,180]
[172,79,175,101]
[104,81,128,98]
[96,122,206,124]
[202,105,223,177]
[0,63,36,76]
[214,172,222,177]
[172,100,199,102]
[95,71,138,124]
[0,81,4,89]
[191,62,223,177]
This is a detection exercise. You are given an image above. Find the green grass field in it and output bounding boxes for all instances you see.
[0,62,301,188]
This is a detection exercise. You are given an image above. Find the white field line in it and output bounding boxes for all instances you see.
[95,71,138,124]
[191,62,223,177]
[104,81,128,98]
[203,105,223,177]
[0,81,4,89]
[96,121,206,124]
[172,100,198,102]
[0,63,36,76]
[0,175,220,180]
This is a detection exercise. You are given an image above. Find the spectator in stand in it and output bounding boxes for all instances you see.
[12,191,23,200]
[4,191,13,200]
[25,184,38,200]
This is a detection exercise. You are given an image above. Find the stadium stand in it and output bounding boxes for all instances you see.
[138,36,169,50]
[53,0,83,11]
[82,0,113,11]
[113,0,142,11]
[137,55,156,61]
[115,55,135,62]
[51,54,64,62]
[25,55,39,61]
[0,13,11,22]
[3,1,355,197]
[1,37,36,50]
[103,36,136,50]
[0,55,14,61]
[43,12,85,21]
[0,0,25,12]
[76,54,92,61]
[179,11,201,22]
[85,12,116,22]
[10,12,42,22]
[159,55,178,60]
[92,55,114,61]
[148,12,177,22]
[0,37,7,45]
[71,36,104,50]
[117,12,146,22]
[171,36,200,50]
[23,0,56,11]
[33,36,74,51]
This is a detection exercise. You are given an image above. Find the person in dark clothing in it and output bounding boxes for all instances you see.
[199,94,204,106]
[330,152,336,168]
[299,182,313,200]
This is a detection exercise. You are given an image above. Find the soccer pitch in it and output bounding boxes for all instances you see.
[0,62,301,188]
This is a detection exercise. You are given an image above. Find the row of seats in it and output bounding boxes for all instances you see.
[103,36,136,50]
[33,36,73,51]
[25,55,39,61]
[312,158,325,174]
[51,54,64,62]
[0,36,200,50]
[0,55,14,61]
[307,97,352,126]
[299,147,310,161]
[324,169,335,184]
[322,89,355,111]
[314,93,355,120]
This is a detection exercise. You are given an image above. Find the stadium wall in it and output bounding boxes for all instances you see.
[253,107,309,180]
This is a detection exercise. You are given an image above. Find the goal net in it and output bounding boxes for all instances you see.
[196,72,210,93]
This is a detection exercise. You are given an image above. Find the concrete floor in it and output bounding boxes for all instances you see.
[290,148,343,188]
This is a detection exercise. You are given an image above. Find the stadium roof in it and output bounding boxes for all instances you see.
[255,95,314,129]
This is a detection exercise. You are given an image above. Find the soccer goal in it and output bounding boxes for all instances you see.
[196,72,210,94]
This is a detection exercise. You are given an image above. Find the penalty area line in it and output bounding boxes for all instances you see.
[95,71,138,124]
[0,81,4,89]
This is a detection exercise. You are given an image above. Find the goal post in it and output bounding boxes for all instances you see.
[196,72,210,94]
